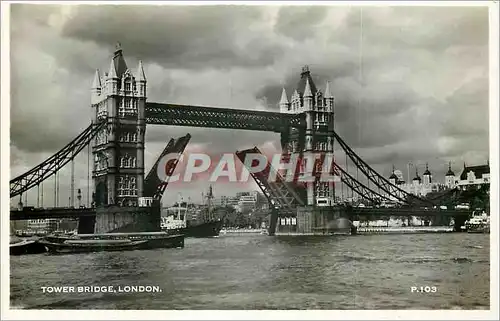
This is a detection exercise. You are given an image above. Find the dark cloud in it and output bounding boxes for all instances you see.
[59,5,282,70]
[274,6,329,41]
[9,5,490,206]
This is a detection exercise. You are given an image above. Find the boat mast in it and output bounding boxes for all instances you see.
[207,185,214,221]
[177,192,182,221]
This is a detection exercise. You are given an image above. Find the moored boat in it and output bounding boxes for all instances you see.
[39,232,184,254]
[465,211,490,234]
[161,187,224,238]
[10,239,47,255]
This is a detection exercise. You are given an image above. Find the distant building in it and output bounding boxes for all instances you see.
[389,164,445,198]
[457,163,490,190]
[236,192,250,198]
[388,161,490,198]
[238,195,257,213]
[27,219,59,233]
[213,191,265,211]
[442,162,490,190]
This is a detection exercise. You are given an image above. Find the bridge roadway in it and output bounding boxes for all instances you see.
[348,207,472,217]
[10,207,97,220]
[10,206,472,221]
[145,102,304,132]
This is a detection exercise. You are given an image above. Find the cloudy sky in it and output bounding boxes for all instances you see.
[10,4,490,207]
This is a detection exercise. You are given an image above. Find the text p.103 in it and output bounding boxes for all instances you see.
[411,286,437,293]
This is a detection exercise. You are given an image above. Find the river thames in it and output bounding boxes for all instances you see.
[10,233,489,310]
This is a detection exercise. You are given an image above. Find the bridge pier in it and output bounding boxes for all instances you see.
[430,214,451,227]
[91,205,161,234]
[453,215,468,232]
[77,216,96,234]
[275,206,349,235]
[268,209,279,236]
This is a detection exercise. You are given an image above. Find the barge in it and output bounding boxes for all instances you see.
[39,232,184,254]
[10,239,47,255]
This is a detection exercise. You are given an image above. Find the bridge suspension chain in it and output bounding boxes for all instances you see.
[332,130,431,205]
[332,162,393,204]
[10,122,106,198]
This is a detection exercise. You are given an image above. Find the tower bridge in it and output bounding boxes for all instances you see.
[10,45,471,235]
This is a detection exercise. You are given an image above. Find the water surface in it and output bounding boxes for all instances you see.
[10,233,490,309]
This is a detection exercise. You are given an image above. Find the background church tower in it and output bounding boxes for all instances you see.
[90,43,147,207]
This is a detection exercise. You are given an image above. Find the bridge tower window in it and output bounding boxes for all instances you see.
[120,154,137,168]
[118,175,138,197]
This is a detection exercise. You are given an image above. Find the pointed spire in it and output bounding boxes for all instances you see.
[446,161,455,176]
[413,168,421,181]
[92,69,102,89]
[137,60,146,82]
[304,77,313,97]
[108,58,117,79]
[324,81,333,98]
[279,88,289,104]
[423,162,431,176]
[389,164,398,180]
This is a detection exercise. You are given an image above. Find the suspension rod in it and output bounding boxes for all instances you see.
[333,130,431,205]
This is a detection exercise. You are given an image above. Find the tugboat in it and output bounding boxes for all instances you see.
[465,211,490,234]
[161,186,224,237]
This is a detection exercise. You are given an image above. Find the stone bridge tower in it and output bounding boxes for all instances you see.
[90,44,147,208]
[279,66,335,206]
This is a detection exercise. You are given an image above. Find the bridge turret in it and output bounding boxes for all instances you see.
[279,87,290,113]
[136,60,147,98]
[91,69,102,105]
[303,78,313,111]
[324,81,334,113]
[106,58,118,96]
[291,89,300,113]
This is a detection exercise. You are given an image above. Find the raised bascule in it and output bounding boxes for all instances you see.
[10,44,472,235]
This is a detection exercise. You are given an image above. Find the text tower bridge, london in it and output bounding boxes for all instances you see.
[10,45,470,235]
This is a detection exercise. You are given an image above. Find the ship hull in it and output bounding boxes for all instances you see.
[10,240,47,255]
[467,225,490,233]
[165,220,223,238]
